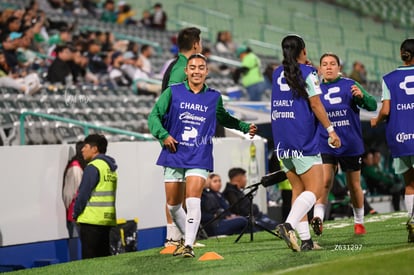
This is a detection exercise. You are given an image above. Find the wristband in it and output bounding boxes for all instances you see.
[326,125,334,133]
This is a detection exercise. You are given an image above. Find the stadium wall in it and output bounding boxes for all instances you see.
[0,138,267,268]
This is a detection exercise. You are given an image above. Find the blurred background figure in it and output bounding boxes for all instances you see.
[201,173,248,237]
[150,3,167,30]
[349,60,367,87]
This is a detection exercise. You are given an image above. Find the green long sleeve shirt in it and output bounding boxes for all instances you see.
[148,81,251,143]
[352,81,377,111]
[361,165,394,185]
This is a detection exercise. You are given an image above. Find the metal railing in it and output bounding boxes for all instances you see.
[244,39,282,59]
[19,111,154,145]
[175,3,234,35]
[209,55,242,67]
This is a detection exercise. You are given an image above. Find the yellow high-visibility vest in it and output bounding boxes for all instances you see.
[77,159,117,226]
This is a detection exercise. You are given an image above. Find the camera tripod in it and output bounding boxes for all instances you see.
[233,182,279,243]
[200,179,280,243]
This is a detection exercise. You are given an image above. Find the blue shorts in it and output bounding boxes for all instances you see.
[163,167,209,182]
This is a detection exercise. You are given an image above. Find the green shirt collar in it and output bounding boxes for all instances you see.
[178,52,187,60]
[322,76,341,84]
[184,80,209,93]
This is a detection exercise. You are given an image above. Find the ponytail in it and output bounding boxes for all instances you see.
[281,35,308,98]
[400,39,414,63]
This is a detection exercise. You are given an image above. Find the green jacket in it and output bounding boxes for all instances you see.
[166,53,188,88]
[361,165,394,186]
[148,81,251,143]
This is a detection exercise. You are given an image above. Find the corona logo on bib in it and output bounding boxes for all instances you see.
[395,132,414,143]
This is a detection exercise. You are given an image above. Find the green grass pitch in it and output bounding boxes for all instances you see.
[11,212,414,275]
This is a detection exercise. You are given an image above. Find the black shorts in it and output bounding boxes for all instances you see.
[321,154,362,172]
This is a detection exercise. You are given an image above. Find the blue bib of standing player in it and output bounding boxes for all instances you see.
[271,64,320,158]
[156,83,220,170]
[383,66,414,157]
[318,77,364,156]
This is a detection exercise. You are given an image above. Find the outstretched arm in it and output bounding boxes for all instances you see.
[309,95,341,148]
[216,96,257,138]
[352,82,378,111]
[371,99,390,128]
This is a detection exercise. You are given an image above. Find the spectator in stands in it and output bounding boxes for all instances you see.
[121,51,161,96]
[0,9,14,30]
[81,0,99,17]
[47,44,75,85]
[96,31,114,53]
[202,47,230,76]
[222,167,278,231]
[271,35,340,252]
[119,50,137,77]
[16,29,40,67]
[125,40,138,56]
[148,53,257,257]
[70,50,99,85]
[201,173,248,237]
[48,26,71,47]
[150,3,167,30]
[108,51,132,88]
[85,39,108,76]
[63,141,86,260]
[361,150,403,211]
[159,27,202,246]
[73,134,118,259]
[47,26,72,56]
[0,48,41,95]
[116,3,136,25]
[215,30,237,54]
[47,0,64,11]
[100,0,117,23]
[138,44,154,76]
[138,9,152,29]
[233,45,266,101]
[2,31,23,67]
[349,60,367,87]
[0,15,21,43]
[311,52,377,237]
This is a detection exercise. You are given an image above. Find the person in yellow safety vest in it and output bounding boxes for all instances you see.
[73,134,118,259]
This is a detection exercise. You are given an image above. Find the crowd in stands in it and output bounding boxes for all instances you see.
[0,0,379,103]
[0,0,172,96]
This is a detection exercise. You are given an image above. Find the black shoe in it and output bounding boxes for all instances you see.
[275,223,300,252]
[300,239,322,251]
[407,219,414,243]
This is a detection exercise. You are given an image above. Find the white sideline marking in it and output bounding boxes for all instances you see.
[273,247,414,275]
[323,212,407,230]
